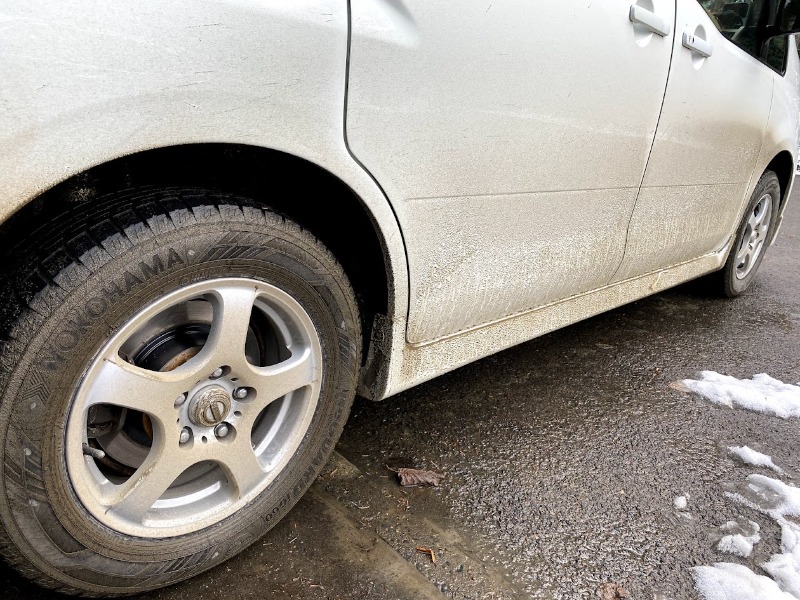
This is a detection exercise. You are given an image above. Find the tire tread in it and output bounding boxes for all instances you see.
[0,187,359,596]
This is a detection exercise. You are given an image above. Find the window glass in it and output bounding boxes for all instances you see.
[764,35,788,71]
[698,0,788,71]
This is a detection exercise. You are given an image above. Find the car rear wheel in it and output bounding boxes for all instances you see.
[714,170,781,298]
[0,188,360,595]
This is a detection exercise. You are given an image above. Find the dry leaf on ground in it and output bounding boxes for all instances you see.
[415,546,437,564]
[596,582,630,600]
[396,468,444,487]
[669,380,691,393]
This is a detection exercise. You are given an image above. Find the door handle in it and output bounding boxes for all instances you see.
[629,5,672,37]
[682,32,713,57]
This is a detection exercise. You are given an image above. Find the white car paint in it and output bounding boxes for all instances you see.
[0,0,410,351]
[0,0,798,402]
[346,0,800,395]
[347,0,677,345]
[615,0,777,281]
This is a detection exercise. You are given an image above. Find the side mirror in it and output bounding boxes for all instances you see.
[764,0,800,39]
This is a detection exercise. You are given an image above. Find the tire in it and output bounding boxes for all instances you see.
[0,188,360,596]
[713,170,781,298]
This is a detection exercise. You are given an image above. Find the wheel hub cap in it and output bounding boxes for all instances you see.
[188,386,231,427]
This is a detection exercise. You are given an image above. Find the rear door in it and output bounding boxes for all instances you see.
[347,0,676,344]
[614,0,776,281]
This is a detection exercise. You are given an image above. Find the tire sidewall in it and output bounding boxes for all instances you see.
[722,172,781,297]
[0,202,359,590]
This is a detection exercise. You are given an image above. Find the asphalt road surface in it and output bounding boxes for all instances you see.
[4,190,800,600]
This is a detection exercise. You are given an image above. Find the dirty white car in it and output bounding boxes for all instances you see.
[1,0,798,595]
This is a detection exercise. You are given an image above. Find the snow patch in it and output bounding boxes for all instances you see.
[760,519,800,597]
[674,495,688,510]
[716,520,761,558]
[717,534,757,558]
[728,446,785,474]
[759,509,800,597]
[680,372,800,419]
[727,474,800,521]
[723,475,800,597]
[674,372,800,598]
[692,563,796,600]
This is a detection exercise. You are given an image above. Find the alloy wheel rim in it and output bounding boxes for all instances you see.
[65,278,322,538]
[734,193,772,280]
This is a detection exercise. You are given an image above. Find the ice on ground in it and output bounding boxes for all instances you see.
[680,372,800,418]
[759,516,800,598]
[718,534,758,557]
[728,445,785,474]
[693,563,796,600]
[674,495,688,510]
[761,519,800,597]
[763,532,800,598]
[723,475,800,597]
[716,520,761,558]
[727,474,800,520]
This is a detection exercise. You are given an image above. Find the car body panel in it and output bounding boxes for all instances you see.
[760,37,800,233]
[0,0,409,310]
[1,1,340,215]
[384,244,730,396]
[346,0,676,345]
[0,0,796,403]
[614,0,775,281]
[0,0,412,401]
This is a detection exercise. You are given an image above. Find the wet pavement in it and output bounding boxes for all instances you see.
[3,191,800,599]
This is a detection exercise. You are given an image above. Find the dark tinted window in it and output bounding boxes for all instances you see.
[699,0,788,71]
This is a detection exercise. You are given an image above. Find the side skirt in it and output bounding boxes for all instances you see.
[380,242,732,398]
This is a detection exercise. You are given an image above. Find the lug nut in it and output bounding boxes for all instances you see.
[179,427,192,444]
[175,393,187,407]
[215,423,230,438]
[211,367,224,379]
[233,387,248,399]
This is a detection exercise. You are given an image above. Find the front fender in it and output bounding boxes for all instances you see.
[0,0,410,398]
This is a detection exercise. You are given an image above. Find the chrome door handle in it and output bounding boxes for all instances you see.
[682,32,713,57]
[629,5,672,37]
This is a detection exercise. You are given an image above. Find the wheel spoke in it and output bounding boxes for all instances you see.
[250,348,317,407]
[105,441,191,523]
[84,356,192,426]
[735,195,772,279]
[735,239,751,265]
[752,203,769,227]
[202,285,258,371]
[218,443,268,498]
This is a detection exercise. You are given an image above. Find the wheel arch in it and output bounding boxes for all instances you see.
[765,149,795,209]
[0,143,397,397]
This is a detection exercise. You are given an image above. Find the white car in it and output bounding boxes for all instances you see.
[0,0,798,595]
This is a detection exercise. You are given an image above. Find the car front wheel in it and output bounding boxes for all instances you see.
[0,188,360,595]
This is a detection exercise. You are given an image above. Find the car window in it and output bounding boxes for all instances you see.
[698,0,788,72]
